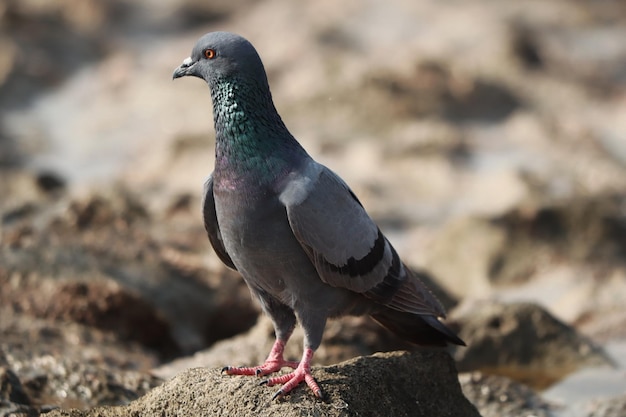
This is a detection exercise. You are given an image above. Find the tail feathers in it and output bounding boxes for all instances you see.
[371,308,465,347]
[421,314,466,346]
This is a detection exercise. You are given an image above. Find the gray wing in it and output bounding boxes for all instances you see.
[202,175,237,270]
[280,162,445,317]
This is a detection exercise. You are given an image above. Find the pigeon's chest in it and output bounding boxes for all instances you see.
[213,185,309,296]
[213,184,294,263]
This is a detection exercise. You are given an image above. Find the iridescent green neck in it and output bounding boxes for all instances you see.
[210,77,306,185]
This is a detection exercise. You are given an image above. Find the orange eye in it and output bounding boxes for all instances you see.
[203,49,216,59]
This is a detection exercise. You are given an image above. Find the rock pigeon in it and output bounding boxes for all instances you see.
[173,31,465,400]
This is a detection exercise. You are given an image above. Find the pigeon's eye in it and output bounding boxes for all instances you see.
[203,49,216,59]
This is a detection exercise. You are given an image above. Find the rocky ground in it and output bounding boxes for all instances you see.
[1,0,625,416]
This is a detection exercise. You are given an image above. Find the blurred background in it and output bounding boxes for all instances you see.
[1,0,625,416]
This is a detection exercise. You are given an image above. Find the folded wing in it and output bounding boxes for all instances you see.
[281,163,445,318]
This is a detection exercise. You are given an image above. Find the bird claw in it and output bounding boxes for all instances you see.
[221,358,299,377]
[271,389,284,401]
[222,346,322,399]
[264,367,323,400]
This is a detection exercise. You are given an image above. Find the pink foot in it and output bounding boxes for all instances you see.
[222,339,299,377]
[261,348,323,400]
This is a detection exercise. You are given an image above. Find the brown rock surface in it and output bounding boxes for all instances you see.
[452,301,614,389]
[0,305,161,413]
[0,187,258,356]
[48,351,480,417]
[460,372,554,417]
[2,276,177,357]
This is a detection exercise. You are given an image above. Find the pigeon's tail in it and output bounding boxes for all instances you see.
[371,309,466,347]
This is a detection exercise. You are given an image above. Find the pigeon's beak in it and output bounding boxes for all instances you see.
[172,57,195,80]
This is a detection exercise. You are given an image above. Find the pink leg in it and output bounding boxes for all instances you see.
[261,347,323,400]
[222,339,299,377]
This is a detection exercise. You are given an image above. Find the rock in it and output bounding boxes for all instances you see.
[0,0,110,111]
[423,217,506,299]
[0,187,258,355]
[0,170,48,213]
[423,193,626,299]
[0,367,31,406]
[490,195,626,286]
[35,170,66,194]
[0,36,17,88]
[460,372,553,417]
[369,63,522,122]
[542,340,626,417]
[1,277,179,358]
[585,394,626,417]
[452,301,613,389]
[48,351,480,417]
[0,359,159,413]
[579,300,626,343]
[509,25,544,70]
[172,0,259,26]
[0,306,161,411]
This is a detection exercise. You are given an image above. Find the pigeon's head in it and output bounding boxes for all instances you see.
[173,32,267,85]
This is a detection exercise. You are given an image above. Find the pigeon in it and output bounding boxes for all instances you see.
[173,31,465,400]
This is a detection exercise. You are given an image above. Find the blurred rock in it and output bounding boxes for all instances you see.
[422,193,626,303]
[491,194,626,286]
[0,367,31,406]
[0,276,179,358]
[423,216,506,299]
[0,306,161,410]
[0,170,44,215]
[370,63,522,122]
[0,187,258,356]
[510,25,545,70]
[452,301,614,389]
[460,372,554,417]
[542,340,626,417]
[49,351,480,417]
[0,0,110,109]
[35,170,66,194]
[579,304,626,343]
[172,0,258,27]
[585,394,626,417]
